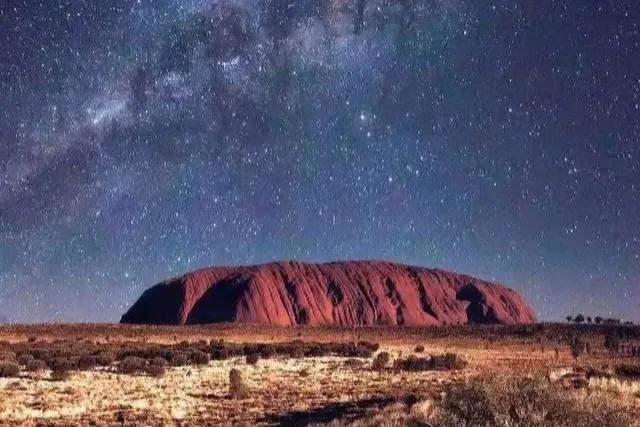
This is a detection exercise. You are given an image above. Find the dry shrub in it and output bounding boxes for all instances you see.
[615,364,640,379]
[246,353,259,365]
[171,352,189,366]
[339,342,374,358]
[344,358,365,368]
[0,351,16,362]
[350,346,374,358]
[118,356,146,374]
[25,359,47,372]
[77,355,99,370]
[584,366,611,379]
[229,368,249,399]
[431,353,467,370]
[0,361,20,377]
[299,369,310,377]
[394,353,467,372]
[357,341,380,352]
[140,346,166,359]
[305,343,331,357]
[206,340,379,361]
[211,348,230,361]
[243,343,260,355]
[17,354,35,366]
[190,351,210,365]
[50,369,71,381]
[605,330,621,353]
[372,351,391,371]
[260,344,276,359]
[150,357,169,367]
[30,349,53,361]
[415,345,425,353]
[96,351,116,366]
[48,357,74,372]
[432,377,634,427]
[280,342,306,359]
[146,364,166,378]
[569,336,586,360]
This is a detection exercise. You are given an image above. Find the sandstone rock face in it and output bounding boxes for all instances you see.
[121,261,536,326]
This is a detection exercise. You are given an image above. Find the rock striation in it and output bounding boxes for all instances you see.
[121,261,536,326]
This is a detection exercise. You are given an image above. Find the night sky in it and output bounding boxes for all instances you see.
[0,1,638,323]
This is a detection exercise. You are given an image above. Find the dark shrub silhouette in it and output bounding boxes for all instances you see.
[246,353,259,365]
[118,356,146,374]
[0,361,20,377]
[171,352,189,366]
[190,351,210,365]
[25,359,47,372]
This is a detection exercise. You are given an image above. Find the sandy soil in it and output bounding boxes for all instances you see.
[0,324,638,426]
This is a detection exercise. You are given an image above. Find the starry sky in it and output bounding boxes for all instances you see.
[0,0,638,323]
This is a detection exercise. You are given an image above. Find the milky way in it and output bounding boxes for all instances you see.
[0,1,638,322]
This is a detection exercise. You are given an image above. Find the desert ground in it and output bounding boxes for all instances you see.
[0,323,639,426]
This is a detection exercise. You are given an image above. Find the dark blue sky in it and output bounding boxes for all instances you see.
[0,1,638,322]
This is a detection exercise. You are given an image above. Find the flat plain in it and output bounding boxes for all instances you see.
[0,323,639,426]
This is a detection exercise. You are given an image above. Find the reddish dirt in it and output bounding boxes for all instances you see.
[121,261,536,326]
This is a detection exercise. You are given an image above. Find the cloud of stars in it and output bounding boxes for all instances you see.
[0,0,638,322]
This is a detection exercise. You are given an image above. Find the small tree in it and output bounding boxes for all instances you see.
[594,316,603,324]
[566,316,573,323]
[574,314,585,324]
[586,317,592,324]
